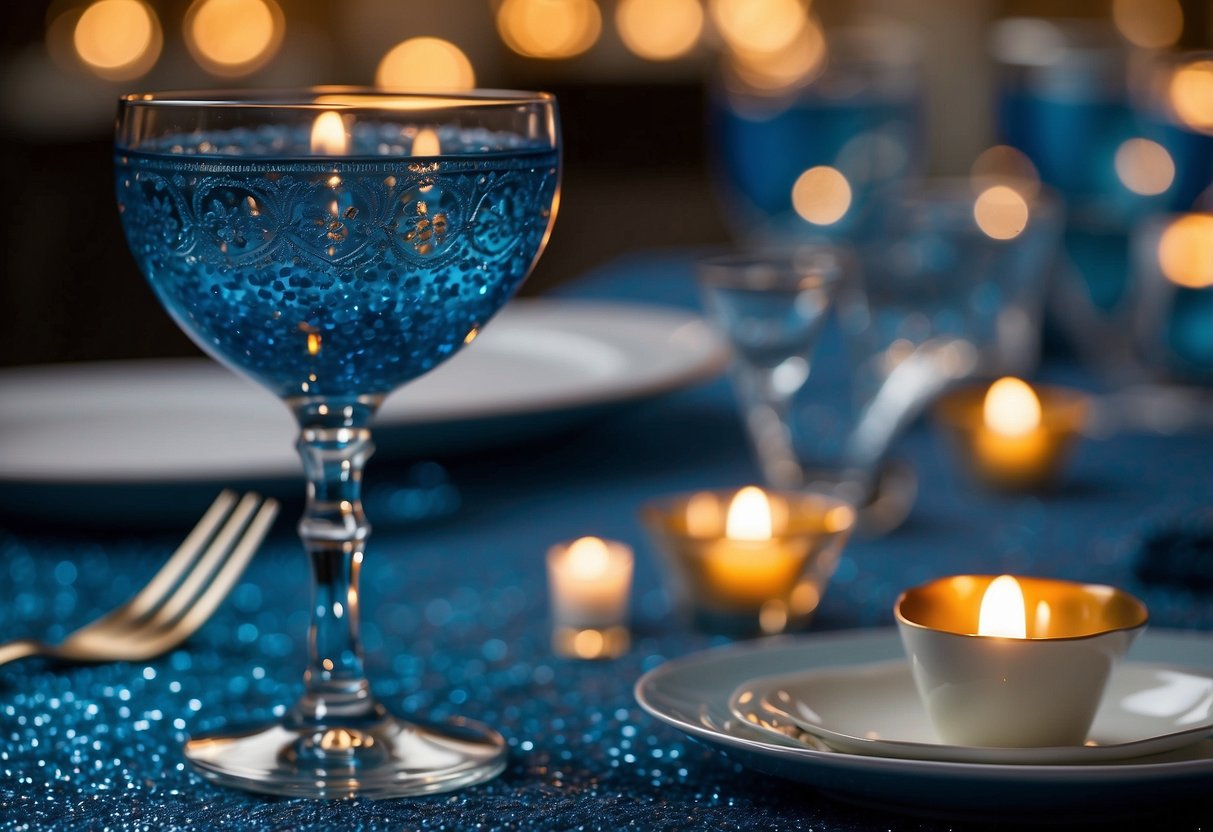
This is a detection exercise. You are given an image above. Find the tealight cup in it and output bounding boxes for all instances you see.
[641,486,855,636]
[934,377,1089,492]
[895,575,1148,747]
[547,537,633,660]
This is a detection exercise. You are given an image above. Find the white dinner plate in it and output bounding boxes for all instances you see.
[634,629,1213,821]
[0,299,726,485]
[729,660,1213,765]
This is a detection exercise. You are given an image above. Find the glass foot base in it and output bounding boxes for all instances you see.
[185,714,506,799]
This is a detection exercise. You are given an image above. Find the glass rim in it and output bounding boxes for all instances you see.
[696,248,850,286]
[118,86,556,110]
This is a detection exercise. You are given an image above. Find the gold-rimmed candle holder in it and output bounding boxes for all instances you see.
[895,574,1148,747]
[935,378,1090,492]
[641,487,855,636]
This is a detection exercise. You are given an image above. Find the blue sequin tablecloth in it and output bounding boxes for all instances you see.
[2,250,1211,831]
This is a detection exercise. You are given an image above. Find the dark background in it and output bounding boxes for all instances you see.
[1,0,1209,368]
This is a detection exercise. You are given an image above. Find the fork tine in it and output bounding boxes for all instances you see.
[153,497,280,648]
[139,492,269,628]
[120,490,240,620]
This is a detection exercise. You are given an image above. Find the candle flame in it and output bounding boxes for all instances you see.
[725,486,773,541]
[310,111,348,156]
[567,536,611,580]
[983,377,1041,437]
[978,575,1027,638]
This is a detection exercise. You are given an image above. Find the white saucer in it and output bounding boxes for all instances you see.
[634,628,1213,821]
[0,299,725,485]
[730,660,1213,764]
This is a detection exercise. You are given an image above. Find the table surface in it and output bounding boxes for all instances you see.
[2,250,1211,831]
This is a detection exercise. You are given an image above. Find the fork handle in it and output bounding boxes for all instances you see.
[0,639,44,667]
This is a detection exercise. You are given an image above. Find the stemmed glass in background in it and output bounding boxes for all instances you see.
[992,19,1213,380]
[114,89,559,798]
[697,251,845,491]
[708,19,924,249]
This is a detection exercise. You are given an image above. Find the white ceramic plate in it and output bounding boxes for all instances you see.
[634,629,1213,821]
[0,299,726,484]
[729,660,1213,764]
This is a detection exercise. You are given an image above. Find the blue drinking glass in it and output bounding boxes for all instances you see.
[855,179,1064,383]
[991,18,1209,371]
[1130,213,1213,383]
[114,89,560,798]
[697,250,847,488]
[709,22,925,248]
[1132,51,1213,214]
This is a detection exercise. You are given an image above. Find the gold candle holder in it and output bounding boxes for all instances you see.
[641,486,855,636]
[935,377,1089,492]
[896,574,1148,747]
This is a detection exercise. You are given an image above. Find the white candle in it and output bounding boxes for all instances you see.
[547,536,632,627]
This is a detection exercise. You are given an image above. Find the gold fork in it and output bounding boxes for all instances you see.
[0,490,279,667]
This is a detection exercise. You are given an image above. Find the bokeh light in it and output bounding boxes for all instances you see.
[710,0,806,56]
[1169,60,1213,133]
[970,145,1041,197]
[726,15,826,92]
[973,185,1029,240]
[497,0,602,60]
[616,0,703,61]
[1157,214,1213,289]
[185,0,284,77]
[376,38,475,92]
[791,166,852,226]
[72,0,162,80]
[1112,0,1183,49]
[412,128,442,157]
[1114,138,1175,196]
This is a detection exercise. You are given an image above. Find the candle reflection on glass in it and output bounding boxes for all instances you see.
[935,377,1089,492]
[546,536,633,660]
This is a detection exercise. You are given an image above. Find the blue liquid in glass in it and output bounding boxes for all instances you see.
[710,88,922,243]
[115,137,558,401]
[1164,288,1213,381]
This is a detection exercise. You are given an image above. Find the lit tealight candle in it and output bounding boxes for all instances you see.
[936,377,1089,491]
[546,536,633,660]
[641,487,854,635]
[896,574,1148,747]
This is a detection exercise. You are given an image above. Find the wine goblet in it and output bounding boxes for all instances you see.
[114,89,560,798]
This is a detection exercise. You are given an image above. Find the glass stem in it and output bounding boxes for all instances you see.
[289,400,383,726]
[733,364,803,489]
